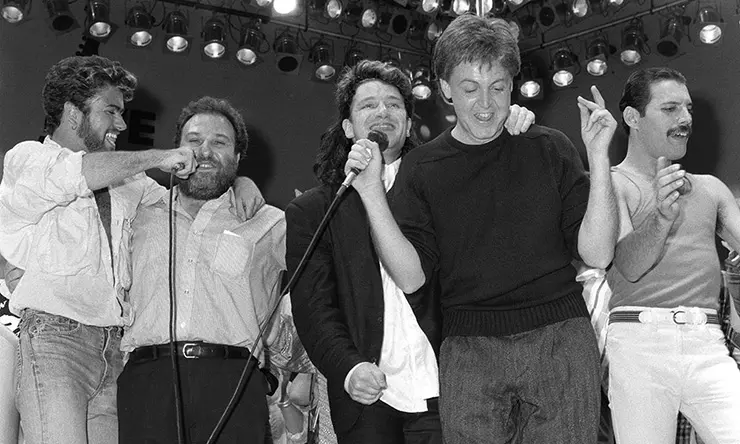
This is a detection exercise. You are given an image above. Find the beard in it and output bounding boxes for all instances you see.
[180,155,239,200]
[77,114,107,153]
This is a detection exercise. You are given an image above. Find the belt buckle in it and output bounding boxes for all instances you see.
[181,343,199,359]
[672,310,687,324]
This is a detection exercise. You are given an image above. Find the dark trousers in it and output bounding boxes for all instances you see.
[117,355,268,443]
[439,317,601,444]
[336,399,442,444]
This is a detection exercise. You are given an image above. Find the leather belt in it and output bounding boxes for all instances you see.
[129,341,253,364]
[609,309,719,326]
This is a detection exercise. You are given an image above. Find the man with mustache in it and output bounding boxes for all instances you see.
[116,96,291,444]
[605,67,740,443]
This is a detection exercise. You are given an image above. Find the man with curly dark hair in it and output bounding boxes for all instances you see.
[0,56,264,444]
[286,59,533,443]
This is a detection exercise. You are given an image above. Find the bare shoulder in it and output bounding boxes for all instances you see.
[611,169,641,214]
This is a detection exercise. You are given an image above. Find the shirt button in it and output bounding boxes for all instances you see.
[187,258,195,264]
[184,289,190,294]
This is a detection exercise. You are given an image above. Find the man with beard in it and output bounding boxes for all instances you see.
[116,96,288,443]
[0,57,264,444]
[605,67,740,443]
[0,55,197,444]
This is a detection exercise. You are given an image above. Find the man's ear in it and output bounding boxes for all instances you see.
[439,79,452,104]
[342,119,355,140]
[623,106,640,131]
[64,102,82,131]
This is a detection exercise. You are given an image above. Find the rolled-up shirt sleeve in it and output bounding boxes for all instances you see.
[0,140,91,228]
[387,155,439,285]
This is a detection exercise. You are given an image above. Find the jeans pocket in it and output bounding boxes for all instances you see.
[23,311,82,337]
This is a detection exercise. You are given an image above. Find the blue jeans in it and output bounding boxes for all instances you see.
[16,310,123,444]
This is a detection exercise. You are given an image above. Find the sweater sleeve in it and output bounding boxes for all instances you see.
[388,153,439,283]
[549,130,590,261]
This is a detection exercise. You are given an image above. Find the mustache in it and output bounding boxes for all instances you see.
[667,124,692,137]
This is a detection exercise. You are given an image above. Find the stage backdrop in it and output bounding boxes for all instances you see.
[2,2,740,208]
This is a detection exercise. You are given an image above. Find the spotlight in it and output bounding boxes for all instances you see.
[237,22,266,66]
[656,15,684,57]
[426,20,443,41]
[344,47,365,67]
[343,2,362,25]
[310,40,336,81]
[514,9,538,38]
[411,65,432,100]
[695,6,723,44]
[420,0,439,14]
[381,11,410,35]
[517,59,543,100]
[274,0,299,15]
[359,2,380,28]
[44,0,79,34]
[551,47,577,87]
[452,0,470,15]
[255,0,273,6]
[202,17,226,58]
[87,0,111,38]
[309,0,343,19]
[585,36,609,76]
[163,10,190,53]
[620,19,645,65]
[571,0,588,18]
[607,0,624,6]
[126,5,153,47]
[274,31,303,75]
[2,0,29,24]
[408,19,428,40]
[480,0,506,16]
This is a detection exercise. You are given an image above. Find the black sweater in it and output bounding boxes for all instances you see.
[389,125,590,338]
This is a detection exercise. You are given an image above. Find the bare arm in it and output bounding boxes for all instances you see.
[714,177,740,252]
[81,148,196,191]
[346,139,426,294]
[576,86,618,269]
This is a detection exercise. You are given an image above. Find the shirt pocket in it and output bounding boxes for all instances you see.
[210,232,251,278]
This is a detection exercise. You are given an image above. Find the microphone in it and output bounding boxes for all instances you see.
[341,130,389,189]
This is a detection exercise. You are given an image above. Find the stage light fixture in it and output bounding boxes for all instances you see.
[514,9,538,38]
[426,20,443,41]
[126,5,154,47]
[585,36,609,76]
[255,0,273,6]
[236,21,267,66]
[2,0,29,23]
[274,0,299,14]
[420,0,439,14]
[656,15,683,57]
[380,10,410,35]
[44,0,79,33]
[86,0,111,38]
[360,3,378,28]
[202,17,226,58]
[310,40,336,81]
[343,1,363,25]
[551,47,577,87]
[310,0,343,19]
[412,65,432,100]
[517,59,543,100]
[620,19,645,65]
[451,0,470,15]
[344,47,365,67]
[695,5,723,44]
[506,0,532,13]
[163,10,190,53]
[607,0,624,6]
[571,0,588,18]
[274,31,303,75]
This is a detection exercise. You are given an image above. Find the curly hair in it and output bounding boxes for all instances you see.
[314,59,418,187]
[433,14,521,83]
[42,55,137,135]
[618,67,687,135]
[172,96,249,158]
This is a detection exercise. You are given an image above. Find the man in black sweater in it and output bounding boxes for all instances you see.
[345,15,618,444]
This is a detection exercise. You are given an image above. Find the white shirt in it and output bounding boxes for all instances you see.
[0,137,165,327]
[344,158,439,413]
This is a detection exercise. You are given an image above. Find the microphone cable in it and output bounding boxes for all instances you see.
[205,181,353,444]
[168,172,186,444]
